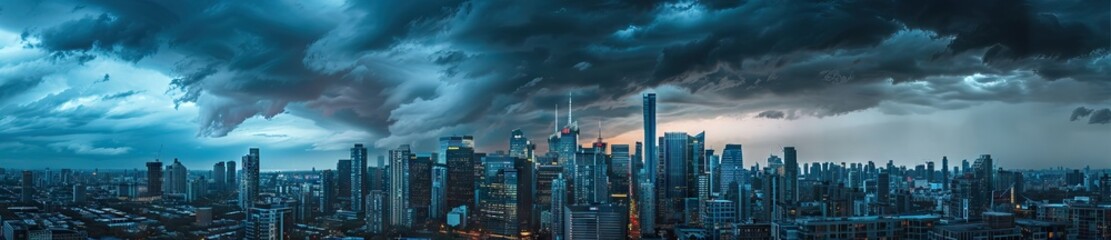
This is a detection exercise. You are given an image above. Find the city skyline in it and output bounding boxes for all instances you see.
[2,0,1110,170]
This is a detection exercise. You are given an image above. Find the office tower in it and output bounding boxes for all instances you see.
[708,149,719,194]
[388,144,412,228]
[21,170,33,203]
[638,174,656,236]
[146,160,163,197]
[720,144,744,194]
[367,190,386,234]
[510,129,530,159]
[610,144,631,200]
[351,143,368,213]
[643,93,657,186]
[941,156,949,190]
[240,148,260,210]
[445,136,477,214]
[187,177,207,202]
[167,158,187,194]
[689,132,706,199]
[409,153,434,226]
[336,159,352,208]
[573,148,607,205]
[245,202,293,240]
[927,161,935,183]
[480,154,521,239]
[213,162,226,192]
[551,175,567,239]
[226,160,236,193]
[559,93,580,174]
[961,159,970,175]
[877,173,890,215]
[563,204,627,240]
[431,161,448,220]
[973,154,993,212]
[517,157,538,235]
[782,147,798,205]
[320,170,336,214]
[661,132,691,222]
[537,165,562,212]
[702,199,737,234]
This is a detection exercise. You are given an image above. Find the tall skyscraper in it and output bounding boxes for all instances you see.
[551,174,567,239]
[661,132,690,222]
[240,148,260,210]
[146,160,163,197]
[641,93,657,231]
[479,154,521,239]
[351,143,368,213]
[782,147,799,205]
[445,137,477,215]
[226,160,236,194]
[941,156,950,190]
[610,144,631,200]
[388,144,412,227]
[21,170,33,203]
[431,161,448,220]
[213,161,226,192]
[336,159,352,208]
[166,158,187,194]
[720,144,743,194]
[409,153,434,226]
[320,170,336,214]
[877,172,890,215]
[510,129,530,159]
[366,190,386,234]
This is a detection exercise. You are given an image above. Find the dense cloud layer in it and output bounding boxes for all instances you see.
[2,0,1109,156]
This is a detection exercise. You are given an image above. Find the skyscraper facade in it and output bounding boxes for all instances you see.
[146,160,163,197]
[409,153,434,226]
[213,161,225,192]
[351,143,368,213]
[641,93,657,231]
[240,148,260,210]
[720,144,744,194]
[226,160,236,194]
[479,154,520,239]
[336,159,352,209]
[388,144,412,228]
[21,170,33,203]
[563,204,627,240]
[446,139,477,216]
[320,170,336,214]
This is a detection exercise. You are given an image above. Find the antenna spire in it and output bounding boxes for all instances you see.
[567,92,573,125]
[554,104,559,133]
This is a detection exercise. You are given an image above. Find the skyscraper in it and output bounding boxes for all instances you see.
[336,159,352,208]
[320,170,336,214]
[366,190,386,234]
[226,160,236,194]
[146,160,163,197]
[720,144,743,194]
[661,132,690,222]
[551,174,567,239]
[479,154,520,239]
[388,144,412,228]
[351,143,368,213]
[641,93,657,230]
[166,158,187,194]
[409,153,434,226]
[213,161,226,192]
[240,148,260,210]
[510,129,530,159]
[610,144,631,200]
[782,147,799,205]
[942,156,950,190]
[21,170,33,203]
[446,137,477,216]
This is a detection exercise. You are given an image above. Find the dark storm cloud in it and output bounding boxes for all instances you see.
[1071,107,1094,121]
[13,0,1111,152]
[1089,109,1111,124]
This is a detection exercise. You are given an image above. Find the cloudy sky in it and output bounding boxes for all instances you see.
[1,0,1108,171]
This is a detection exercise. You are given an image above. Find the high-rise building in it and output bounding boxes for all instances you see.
[479,154,522,239]
[941,156,949,190]
[351,144,368,213]
[366,190,386,234]
[213,162,226,192]
[431,161,448,220]
[702,199,737,234]
[510,129,530,159]
[720,144,744,194]
[146,160,163,197]
[551,175,567,239]
[245,202,293,240]
[21,170,33,203]
[445,136,477,216]
[661,132,694,222]
[782,147,799,205]
[240,148,260,210]
[166,158,187,194]
[563,204,627,240]
[610,144,631,200]
[388,144,412,228]
[409,153,434,226]
[226,160,236,194]
[336,159,352,208]
[186,177,207,202]
[320,170,336,214]
[638,175,656,236]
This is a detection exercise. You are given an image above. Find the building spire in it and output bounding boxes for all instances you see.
[554,104,559,133]
[567,92,573,125]
[598,119,603,142]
